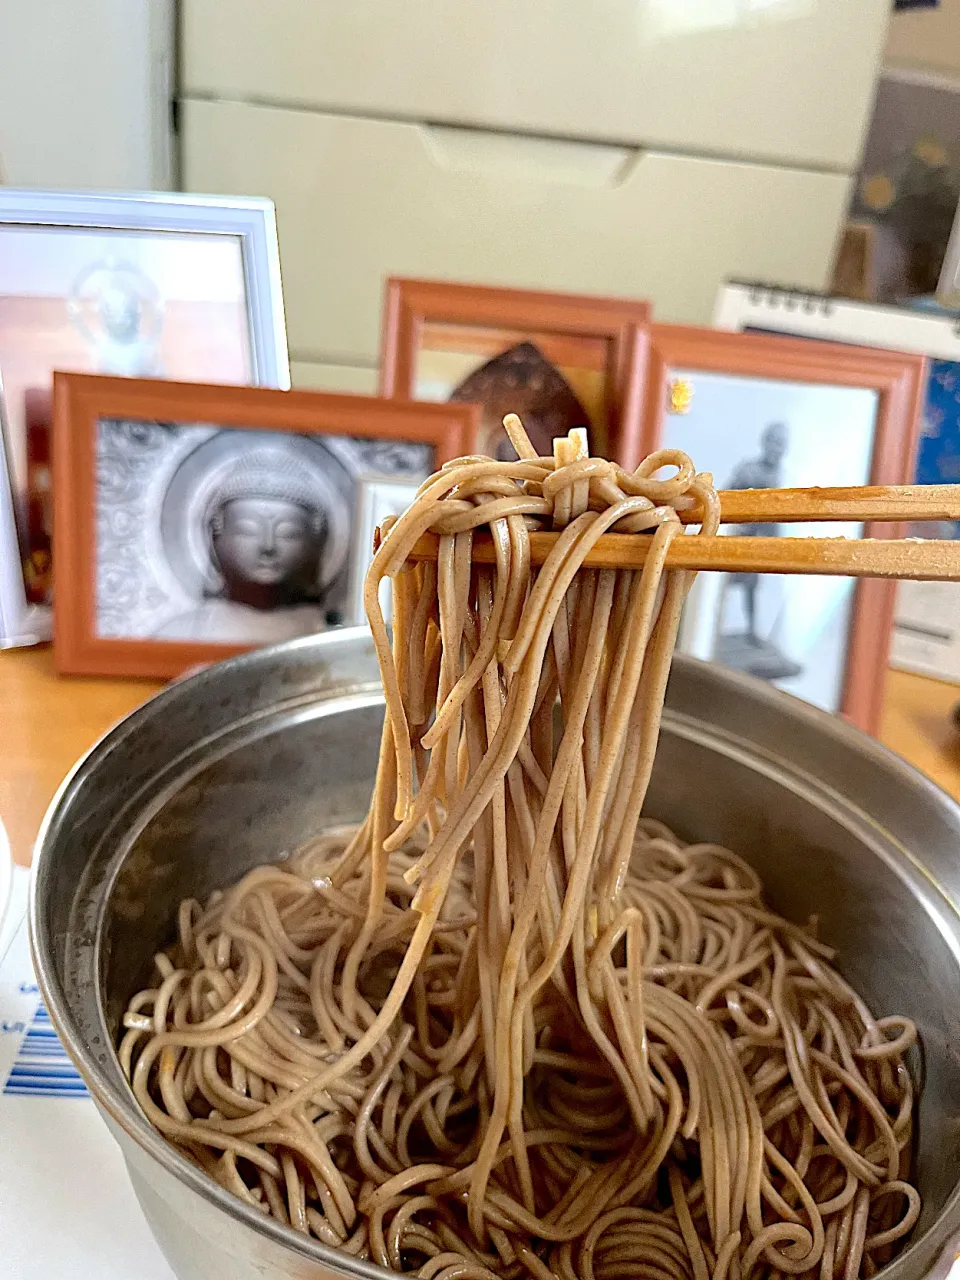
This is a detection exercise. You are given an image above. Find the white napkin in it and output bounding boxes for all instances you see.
[0,867,173,1278]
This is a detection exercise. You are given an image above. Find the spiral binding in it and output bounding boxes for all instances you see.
[727,280,960,339]
[730,281,837,317]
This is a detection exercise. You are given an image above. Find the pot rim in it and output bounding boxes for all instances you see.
[26,629,960,1278]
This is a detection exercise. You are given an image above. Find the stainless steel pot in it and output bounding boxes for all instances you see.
[29,627,960,1279]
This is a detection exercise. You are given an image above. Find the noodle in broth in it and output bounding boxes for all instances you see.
[120,423,920,1279]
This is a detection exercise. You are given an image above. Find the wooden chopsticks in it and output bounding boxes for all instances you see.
[379,481,960,583]
[684,483,960,525]
[400,530,960,581]
[373,422,960,581]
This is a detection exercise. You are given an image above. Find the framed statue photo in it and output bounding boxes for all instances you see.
[638,325,927,734]
[0,188,290,649]
[51,374,478,679]
[379,277,650,467]
[714,279,960,686]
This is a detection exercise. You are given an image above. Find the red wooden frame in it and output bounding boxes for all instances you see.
[52,373,479,680]
[638,325,928,736]
[379,277,650,464]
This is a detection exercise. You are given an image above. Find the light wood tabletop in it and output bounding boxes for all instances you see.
[1,647,162,866]
[2,645,960,867]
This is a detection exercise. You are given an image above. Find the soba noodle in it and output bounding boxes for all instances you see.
[121,422,920,1280]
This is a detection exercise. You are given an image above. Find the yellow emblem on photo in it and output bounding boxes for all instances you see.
[668,378,694,415]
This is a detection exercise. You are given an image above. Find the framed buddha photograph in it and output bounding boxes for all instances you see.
[379,277,650,466]
[0,188,290,651]
[51,374,479,679]
[638,324,927,735]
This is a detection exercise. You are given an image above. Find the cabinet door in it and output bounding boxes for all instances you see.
[290,361,377,394]
[182,99,850,367]
[182,0,888,169]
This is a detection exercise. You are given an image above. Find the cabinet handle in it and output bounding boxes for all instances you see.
[420,123,638,189]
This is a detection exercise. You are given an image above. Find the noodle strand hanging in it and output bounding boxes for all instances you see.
[121,422,920,1280]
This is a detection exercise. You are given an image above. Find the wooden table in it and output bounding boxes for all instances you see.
[1,648,162,866]
[3,646,960,867]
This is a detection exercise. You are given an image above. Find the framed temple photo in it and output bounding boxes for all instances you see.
[638,325,927,734]
[52,374,479,679]
[0,188,290,650]
[379,278,650,466]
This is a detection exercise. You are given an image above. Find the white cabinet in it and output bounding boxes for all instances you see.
[182,0,888,169]
[290,361,377,395]
[183,99,851,372]
[180,1,889,389]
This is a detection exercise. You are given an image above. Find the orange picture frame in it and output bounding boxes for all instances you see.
[52,373,479,680]
[379,278,650,466]
[638,325,927,735]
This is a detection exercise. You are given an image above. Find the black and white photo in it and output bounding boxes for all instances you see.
[664,370,880,714]
[94,420,431,646]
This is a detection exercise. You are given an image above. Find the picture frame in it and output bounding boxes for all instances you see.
[379,277,650,467]
[0,188,291,651]
[348,475,423,629]
[639,324,927,734]
[848,67,960,303]
[714,280,960,685]
[52,373,479,679]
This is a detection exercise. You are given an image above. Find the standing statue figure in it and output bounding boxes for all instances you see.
[68,259,164,377]
[725,422,788,644]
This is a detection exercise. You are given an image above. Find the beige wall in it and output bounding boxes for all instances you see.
[886,0,960,77]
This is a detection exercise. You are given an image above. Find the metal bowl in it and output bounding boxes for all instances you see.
[29,627,960,1279]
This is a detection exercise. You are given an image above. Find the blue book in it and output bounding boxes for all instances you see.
[916,360,960,538]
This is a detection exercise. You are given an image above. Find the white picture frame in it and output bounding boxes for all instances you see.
[349,476,425,629]
[0,188,290,649]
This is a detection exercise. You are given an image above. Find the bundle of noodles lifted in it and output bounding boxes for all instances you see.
[121,419,921,1280]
